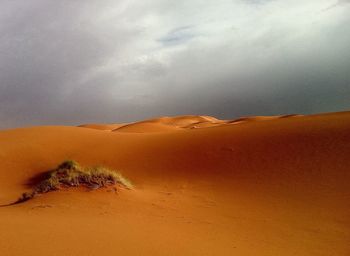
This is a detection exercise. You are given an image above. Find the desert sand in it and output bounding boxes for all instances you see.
[0,111,349,255]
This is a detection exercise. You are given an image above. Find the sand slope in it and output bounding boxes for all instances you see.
[0,111,349,255]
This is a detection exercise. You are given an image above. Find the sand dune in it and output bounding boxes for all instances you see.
[81,114,303,133]
[111,115,223,133]
[0,111,349,255]
[78,123,127,131]
[112,121,183,133]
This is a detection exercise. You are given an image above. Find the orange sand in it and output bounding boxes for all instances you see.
[0,111,349,255]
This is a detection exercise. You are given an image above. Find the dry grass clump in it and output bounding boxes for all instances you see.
[17,160,132,203]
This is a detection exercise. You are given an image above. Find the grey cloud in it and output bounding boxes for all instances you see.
[158,26,196,46]
[323,0,350,11]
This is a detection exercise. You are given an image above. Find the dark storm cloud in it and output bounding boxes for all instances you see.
[0,0,140,127]
[0,0,349,128]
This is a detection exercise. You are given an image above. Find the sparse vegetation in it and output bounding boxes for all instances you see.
[16,160,132,204]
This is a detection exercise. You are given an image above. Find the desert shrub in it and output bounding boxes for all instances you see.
[16,160,132,203]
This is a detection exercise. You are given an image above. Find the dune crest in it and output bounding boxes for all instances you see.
[78,123,127,131]
[80,114,303,133]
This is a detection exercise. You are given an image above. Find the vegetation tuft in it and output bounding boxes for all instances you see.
[16,160,132,204]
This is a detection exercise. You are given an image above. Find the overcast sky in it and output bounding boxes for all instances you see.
[0,0,349,128]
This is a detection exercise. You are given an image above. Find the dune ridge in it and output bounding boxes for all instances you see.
[80,114,303,133]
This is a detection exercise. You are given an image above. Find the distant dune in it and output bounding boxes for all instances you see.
[78,123,128,131]
[0,111,349,255]
[81,114,303,133]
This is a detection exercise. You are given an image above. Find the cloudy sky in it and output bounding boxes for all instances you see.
[0,0,349,128]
